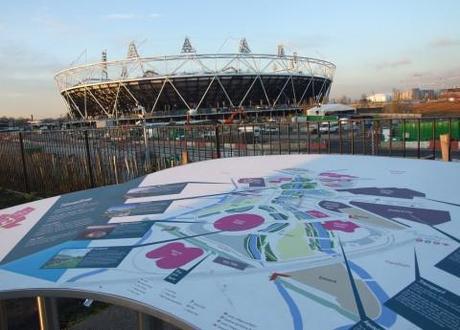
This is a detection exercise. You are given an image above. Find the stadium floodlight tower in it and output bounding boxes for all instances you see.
[181,37,196,54]
[239,38,251,54]
[55,37,336,121]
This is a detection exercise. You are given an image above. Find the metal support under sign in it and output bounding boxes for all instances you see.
[36,296,59,330]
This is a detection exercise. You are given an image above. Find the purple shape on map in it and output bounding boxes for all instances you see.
[350,201,451,225]
[337,187,425,199]
[146,242,204,269]
[214,214,265,231]
[322,220,359,233]
[318,201,349,213]
[249,178,265,187]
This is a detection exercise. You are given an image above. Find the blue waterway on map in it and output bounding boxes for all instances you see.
[312,221,396,328]
[248,234,261,259]
[334,261,397,329]
[349,261,397,327]
[313,223,334,252]
[274,280,303,330]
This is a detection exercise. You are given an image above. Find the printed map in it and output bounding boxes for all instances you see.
[0,155,458,329]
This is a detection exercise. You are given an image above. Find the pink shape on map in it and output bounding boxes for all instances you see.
[307,210,329,218]
[0,207,35,229]
[322,220,359,233]
[145,242,204,269]
[214,213,265,231]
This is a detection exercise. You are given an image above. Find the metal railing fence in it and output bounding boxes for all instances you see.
[0,117,458,196]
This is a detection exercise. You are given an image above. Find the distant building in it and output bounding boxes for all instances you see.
[394,88,420,101]
[439,87,460,102]
[393,88,435,101]
[419,89,436,100]
[367,93,392,103]
[306,103,356,117]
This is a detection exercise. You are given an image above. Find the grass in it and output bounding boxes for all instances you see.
[0,187,40,209]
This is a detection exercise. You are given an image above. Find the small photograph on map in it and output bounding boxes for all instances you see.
[78,222,153,240]
[105,200,172,217]
[42,248,91,269]
[237,178,265,187]
[42,247,132,269]
[78,225,117,240]
[126,183,187,198]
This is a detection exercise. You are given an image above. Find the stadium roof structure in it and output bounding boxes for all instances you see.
[55,38,336,120]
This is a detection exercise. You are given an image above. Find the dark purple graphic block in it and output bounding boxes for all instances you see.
[338,187,425,199]
[350,201,451,225]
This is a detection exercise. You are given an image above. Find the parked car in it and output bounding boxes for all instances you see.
[200,130,216,139]
[319,122,339,133]
[238,126,261,137]
[260,126,279,134]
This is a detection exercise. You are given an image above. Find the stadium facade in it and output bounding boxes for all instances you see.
[55,38,336,121]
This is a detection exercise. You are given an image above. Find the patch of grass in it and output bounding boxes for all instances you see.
[0,187,40,209]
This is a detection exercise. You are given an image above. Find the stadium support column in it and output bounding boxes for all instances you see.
[315,78,328,104]
[323,81,332,103]
[273,76,291,107]
[297,77,314,106]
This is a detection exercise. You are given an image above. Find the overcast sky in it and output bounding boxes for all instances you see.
[1,0,460,118]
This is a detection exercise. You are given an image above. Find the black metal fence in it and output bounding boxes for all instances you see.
[1,117,459,196]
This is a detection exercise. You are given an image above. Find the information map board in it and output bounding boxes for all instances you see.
[0,155,459,330]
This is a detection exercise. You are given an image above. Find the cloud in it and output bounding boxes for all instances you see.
[284,34,334,51]
[104,13,160,20]
[104,13,135,20]
[429,37,460,48]
[376,58,411,70]
[411,72,427,78]
[3,91,26,98]
[399,67,460,89]
[30,7,79,34]
[0,41,62,82]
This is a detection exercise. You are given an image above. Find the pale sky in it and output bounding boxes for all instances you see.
[1,0,460,118]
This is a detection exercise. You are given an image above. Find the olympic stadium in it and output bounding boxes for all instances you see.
[55,38,336,122]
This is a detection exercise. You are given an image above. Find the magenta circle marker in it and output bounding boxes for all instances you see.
[214,213,265,232]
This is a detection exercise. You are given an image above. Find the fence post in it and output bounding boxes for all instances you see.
[402,119,406,158]
[215,125,221,158]
[181,150,190,165]
[143,122,151,172]
[18,132,30,193]
[440,134,450,162]
[432,119,436,159]
[448,118,452,160]
[84,130,95,188]
[417,119,421,159]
